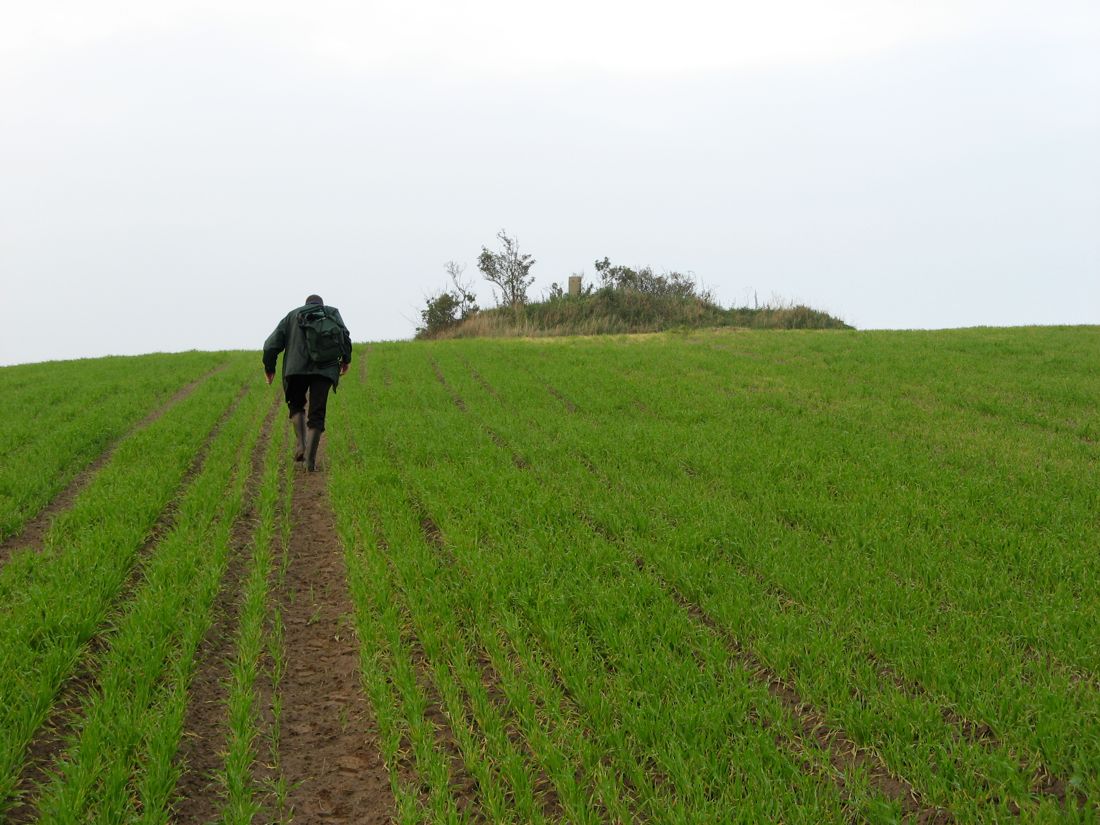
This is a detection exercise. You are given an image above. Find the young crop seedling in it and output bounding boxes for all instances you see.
[1,329,1096,823]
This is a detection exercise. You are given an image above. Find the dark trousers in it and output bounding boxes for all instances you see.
[285,375,333,431]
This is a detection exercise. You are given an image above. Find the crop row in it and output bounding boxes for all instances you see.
[0,354,277,821]
[216,407,293,824]
[332,348,855,822]
[437,333,1097,817]
[0,351,232,543]
[0,327,1093,823]
[327,329,1097,822]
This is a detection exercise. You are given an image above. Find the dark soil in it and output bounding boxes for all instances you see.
[544,384,578,413]
[401,605,487,822]
[403,495,562,822]
[435,354,945,819]
[0,366,223,566]
[632,554,950,823]
[172,398,278,823]
[3,379,247,824]
[736,557,1085,811]
[428,360,529,470]
[467,367,499,399]
[276,440,395,824]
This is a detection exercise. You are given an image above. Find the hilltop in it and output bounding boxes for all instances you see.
[425,291,850,339]
[418,252,849,339]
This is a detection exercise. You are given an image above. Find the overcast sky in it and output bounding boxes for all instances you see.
[1,1,1097,364]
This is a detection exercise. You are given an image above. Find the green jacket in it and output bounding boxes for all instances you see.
[262,303,353,390]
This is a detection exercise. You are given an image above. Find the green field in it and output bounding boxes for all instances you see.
[0,327,1097,823]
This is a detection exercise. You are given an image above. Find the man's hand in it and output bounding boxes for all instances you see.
[340,362,350,376]
[265,372,275,385]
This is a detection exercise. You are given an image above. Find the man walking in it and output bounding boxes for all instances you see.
[263,295,352,471]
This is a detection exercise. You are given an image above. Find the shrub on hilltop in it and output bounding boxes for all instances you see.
[427,287,848,340]
[417,242,850,339]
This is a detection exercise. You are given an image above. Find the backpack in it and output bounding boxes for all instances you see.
[297,306,344,365]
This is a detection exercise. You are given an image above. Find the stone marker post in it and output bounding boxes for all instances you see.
[568,275,582,296]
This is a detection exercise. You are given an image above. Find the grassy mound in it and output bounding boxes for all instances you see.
[425,290,849,339]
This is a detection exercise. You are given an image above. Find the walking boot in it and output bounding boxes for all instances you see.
[306,427,322,472]
[291,412,307,462]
